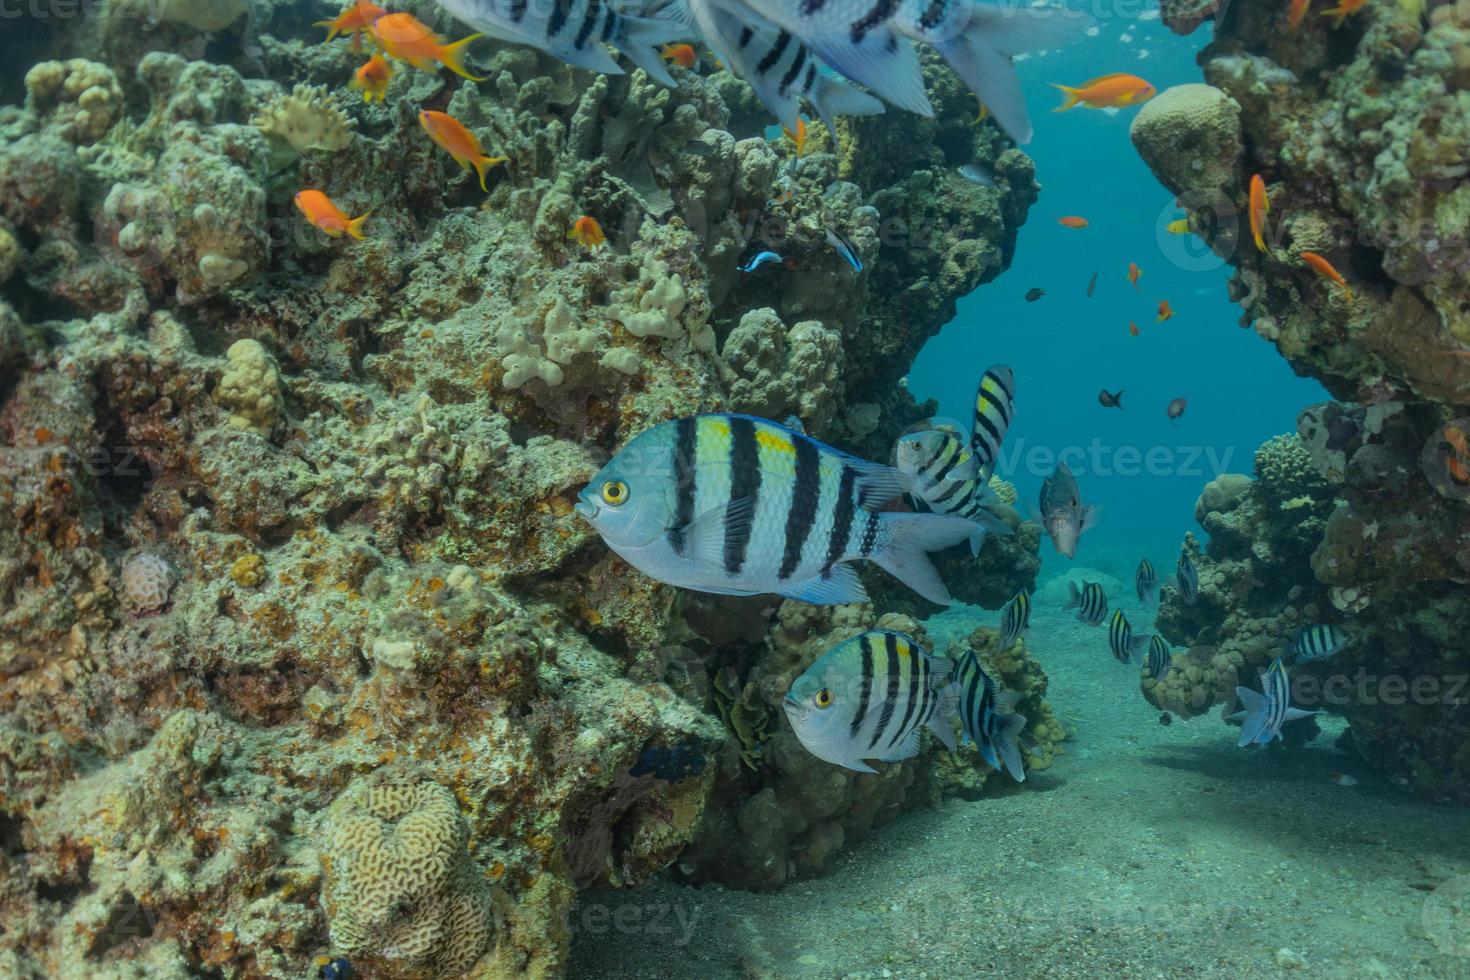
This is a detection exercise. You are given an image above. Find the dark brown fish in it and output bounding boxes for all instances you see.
[1086,271,1098,297]
[1167,397,1187,423]
[1098,389,1123,409]
[1025,288,1045,302]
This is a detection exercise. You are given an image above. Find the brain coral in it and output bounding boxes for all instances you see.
[322,769,495,978]
[119,553,175,615]
[1130,84,1243,200]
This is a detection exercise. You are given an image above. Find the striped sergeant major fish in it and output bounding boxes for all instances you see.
[998,589,1030,651]
[1135,557,1158,603]
[1288,623,1350,662]
[708,0,1092,143]
[687,0,884,132]
[1064,580,1107,626]
[1145,634,1172,680]
[1175,552,1199,604]
[893,427,1011,555]
[576,414,979,605]
[1040,461,1098,559]
[954,649,1025,781]
[432,0,690,87]
[1108,609,1148,665]
[969,365,1014,480]
[1229,658,1317,747]
[784,629,960,773]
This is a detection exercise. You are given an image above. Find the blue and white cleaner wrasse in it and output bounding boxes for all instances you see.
[1108,609,1148,665]
[784,629,959,773]
[706,0,1092,142]
[433,0,689,87]
[1135,557,1157,603]
[576,414,980,605]
[1229,658,1317,747]
[1145,634,1172,680]
[1288,624,1350,662]
[998,589,1030,651]
[954,648,1025,780]
[1064,579,1107,626]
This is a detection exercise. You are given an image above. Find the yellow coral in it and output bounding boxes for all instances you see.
[216,339,283,435]
[252,84,355,159]
[229,554,265,588]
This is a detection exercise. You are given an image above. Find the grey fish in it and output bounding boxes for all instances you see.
[1229,658,1316,747]
[954,650,1025,781]
[1175,552,1199,604]
[1289,624,1350,662]
[1086,270,1098,297]
[784,629,959,773]
[1025,287,1045,302]
[958,163,996,187]
[1040,462,1098,559]
[1098,389,1123,409]
[1135,557,1157,603]
[1146,635,1172,680]
[1064,580,1108,627]
[999,590,1031,652]
[1108,609,1148,664]
[576,414,979,605]
[893,428,1011,556]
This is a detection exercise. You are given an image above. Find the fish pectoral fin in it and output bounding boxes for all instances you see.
[803,30,933,117]
[677,496,759,567]
[779,565,870,606]
[1283,707,1319,721]
[878,728,924,763]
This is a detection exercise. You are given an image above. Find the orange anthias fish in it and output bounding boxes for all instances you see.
[783,117,808,157]
[1249,174,1269,253]
[1322,0,1367,26]
[1059,216,1089,229]
[1156,300,1174,322]
[317,0,386,48]
[1448,453,1470,487]
[661,43,698,69]
[419,111,508,192]
[1301,251,1354,299]
[351,54,393,103]
[295,190,371,241]
[1129,321,1140,336]
[1127,262,1141,289]
[372,13,486,81]
[568,216,606,250]
[1051,73,1157,111]
[1288,0,1311,29]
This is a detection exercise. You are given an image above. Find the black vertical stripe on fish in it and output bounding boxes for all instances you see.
[850,0,898,44]
[892,640,922,750]
[724,416,761,575]
[972,410,1002,452]
[509,0,527,23]
[574,0,601,49]
[917,653,933,733]
[859,511,880,557]
[868,632,902,750]
[779,436,822,580]
[757,30,792,74]
[801,62,817,95]
[851,635,874,739]
[982,369,1014,425]
[919,0,948,30]
[929,476,969,507]
[823,465,857,576]
[547,0,570,38]
[779,44,807,96]
[738,26,754,48]
[602,6,618,41]
[800,0,828,15]
[667,416,697,555]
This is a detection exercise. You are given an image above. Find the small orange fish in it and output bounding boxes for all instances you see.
[661,43,698,69]
[1322,0,1366,26]
[419,111,508,192]
[1156,300,1174,322]
[1300,251,1354,299]
[1129,321,1140,336]
[1249,174,1269,253]
[351,54,393,103]
[1287,0,1311,28]
[317,0,386,49]
[1127,262,1141,289]
[372,12,485,81]
[1059,216,1089,229]
[568,216,606,250]
[1051,73,1156,111]
[295,190,371,241]
[783,116,808,157]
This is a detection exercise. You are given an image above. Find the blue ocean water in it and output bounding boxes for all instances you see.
[909,12,1329,579]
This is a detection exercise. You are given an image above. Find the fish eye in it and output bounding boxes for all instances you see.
[600,480,629,506]
[814,689,833,709]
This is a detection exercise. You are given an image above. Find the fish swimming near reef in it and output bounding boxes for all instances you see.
[295,190,371,240]
[999,590,1031,651]
[1288,624,1350,662]
[954,649,1026,781]
[1249,173,1269,253]
[318,0,386,47]
[1166,217,1191,235]
[1025,287,1045,302]
[826,228,863,272]
[1322,0,1367,27]
[1287,0,1310,29]
[568,215,607,249]
[959,163,997,187]
[969,364,1015,477]
[1167,397,1187,423]
[1156,299,1174,322]
[1175,552,1198,603]
[1135,557,1157,602]
[1108,609,1148,664]
[1064,580,1108,626]
[709,0,1092,143]
[1086,270,1098,297]
[1128,321,1139,336]
[661,42,699,68]
[784,629,960,773]
[1051,72,1155,110]
[1098,389,1123,409]
[1229,658,1317,747]
[372,12,487,80]
[1039,462,1097,558]
[1145,634,1172,680]
[419,111,508,192]
[576,414,980,605]
[351,53,393,102]
[893,428,1013,555]
[432,0,688,86]
[1127,261,1141,289]
[738,250,783,272]
[1301,251,1354,300]
[1058,215,1089,229]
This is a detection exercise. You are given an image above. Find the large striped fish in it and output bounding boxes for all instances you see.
[784,629,959,773]
[1287,624,1349,662]
[894,428,1011,555]
[1229,658,1317,747]
[433,0,689,86]
[576,414,978,604]
[969,364,1014,479]
[954,649,1025,781]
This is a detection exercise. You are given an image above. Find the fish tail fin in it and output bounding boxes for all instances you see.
[315,20,342,42]
[870,513,976,605]
[996,711,1027,781]
[615,13,692,87]
[929,4,1092,141]
[346,210,373,241]
[1050,83,1081,111]
[439,34,487,82]
[1127,636,1150,665]
[471,155,508,192]
[927,683,961,751]
[1064,580,1081,610]
[809,76,887,136]
[1114,390,1124,408]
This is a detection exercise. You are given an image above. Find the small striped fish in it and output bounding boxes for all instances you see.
[998,590,1031,652]
[434,0,687,86]
[784,629,959,773]
[954,649,1025,781]
[577,414,977,605]
[1175,552,1199,604]
[1108,610,1148,664]
[1229,658,1317,747]
[894,427,1010,556]
[1135,557,1157,603]
[969,365,1015,479]
[1289,624,1349,662]
[1064,580,1108,626]
[1145,635,1172,680]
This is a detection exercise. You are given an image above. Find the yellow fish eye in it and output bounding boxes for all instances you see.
[600,480,629,506]
[814,689,833,709]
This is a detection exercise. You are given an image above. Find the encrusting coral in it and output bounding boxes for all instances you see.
[215,339,283,435]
